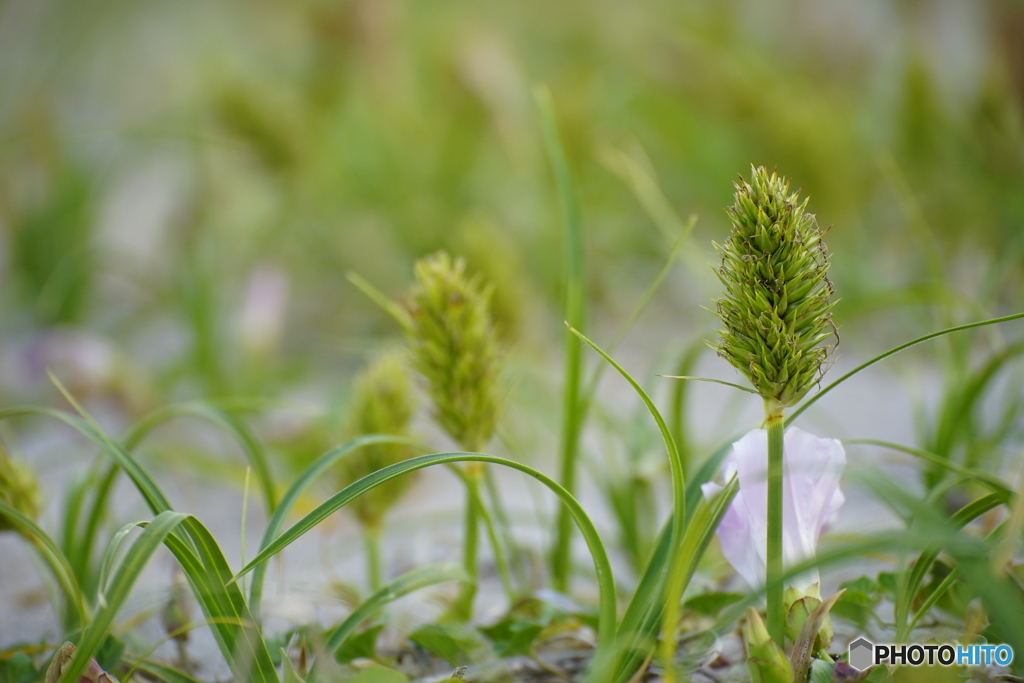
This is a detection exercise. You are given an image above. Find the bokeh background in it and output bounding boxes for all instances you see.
[2,0,1024,650]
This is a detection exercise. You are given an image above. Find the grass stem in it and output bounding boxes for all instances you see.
[765,404,785,647]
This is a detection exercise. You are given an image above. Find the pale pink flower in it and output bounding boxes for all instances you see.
[702,427,845,591]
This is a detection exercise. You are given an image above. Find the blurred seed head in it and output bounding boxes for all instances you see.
[712,166,837,408]
[339,349,419,528]
[406,251,502,452]
[0,446,41,533]
[161,568,192,643]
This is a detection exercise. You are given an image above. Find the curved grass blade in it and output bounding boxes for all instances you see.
[787,311,1024,424]
[95,522,139,607]
[73,463,120,596]
[536,85,586,594]
[567,324,689,681]
[346,272,413,330]
[124,402,278,514]
[0,500,87,624]
[232,451,618,683]
[0,406,173,514]
[657,376,758,395]
[249,434,422,616]
[57,511,188,683]
[669,342,705,477]
[325,563,468,656]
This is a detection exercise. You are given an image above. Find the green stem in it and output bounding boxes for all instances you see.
[450,463,482,619]
[364,522,383,592]
[765,403,785,647]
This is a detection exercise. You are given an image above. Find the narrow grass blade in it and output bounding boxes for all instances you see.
[536,85,586,593]
[57,511,188,683]
[95,522,139,607]
[325,563,468,655]
[346,272,413,330]
[0,500,87,624]
[787,311,1024,424]
[125,658,204,683]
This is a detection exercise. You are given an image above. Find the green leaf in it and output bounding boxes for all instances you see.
[478,617,545,657]
[684,592,744,618]
[807,658,835,683]
[536,84,586,595]
[0,652,37,683]
[408,623,483,665]
[348,668,408,683]
[334,624,384,664]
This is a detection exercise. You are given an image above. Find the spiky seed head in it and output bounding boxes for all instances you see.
[406,251,501,453]
[712,166,837,409]
[339,349,419,528]
[0,448,41,533]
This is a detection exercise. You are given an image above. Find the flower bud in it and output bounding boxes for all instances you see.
[339,349,419,528]
[785,582,833,650]
[406,252,501,452]
[744,608,794,683]
[0,449,41,533]
[712,166,837,407]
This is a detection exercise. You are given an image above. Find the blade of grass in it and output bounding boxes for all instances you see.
[325,563,469,656]
[536,85,587,594]
[786,311,1024,425]
[566,325,691,681]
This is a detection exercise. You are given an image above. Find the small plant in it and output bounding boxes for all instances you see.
[710,166,839,646]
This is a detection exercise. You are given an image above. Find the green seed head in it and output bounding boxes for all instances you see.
[0,448,41,533]
[339,349,419,528]
[712,166,837,408]
[406,251,502,453]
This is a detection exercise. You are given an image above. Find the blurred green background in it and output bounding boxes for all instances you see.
[1,0,1023,432]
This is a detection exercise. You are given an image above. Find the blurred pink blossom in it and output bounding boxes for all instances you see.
[702,427,845,591]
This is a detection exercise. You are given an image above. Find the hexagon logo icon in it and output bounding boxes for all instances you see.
[848,637,874,671]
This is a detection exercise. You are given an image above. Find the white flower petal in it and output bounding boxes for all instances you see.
[704,427,845,592]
